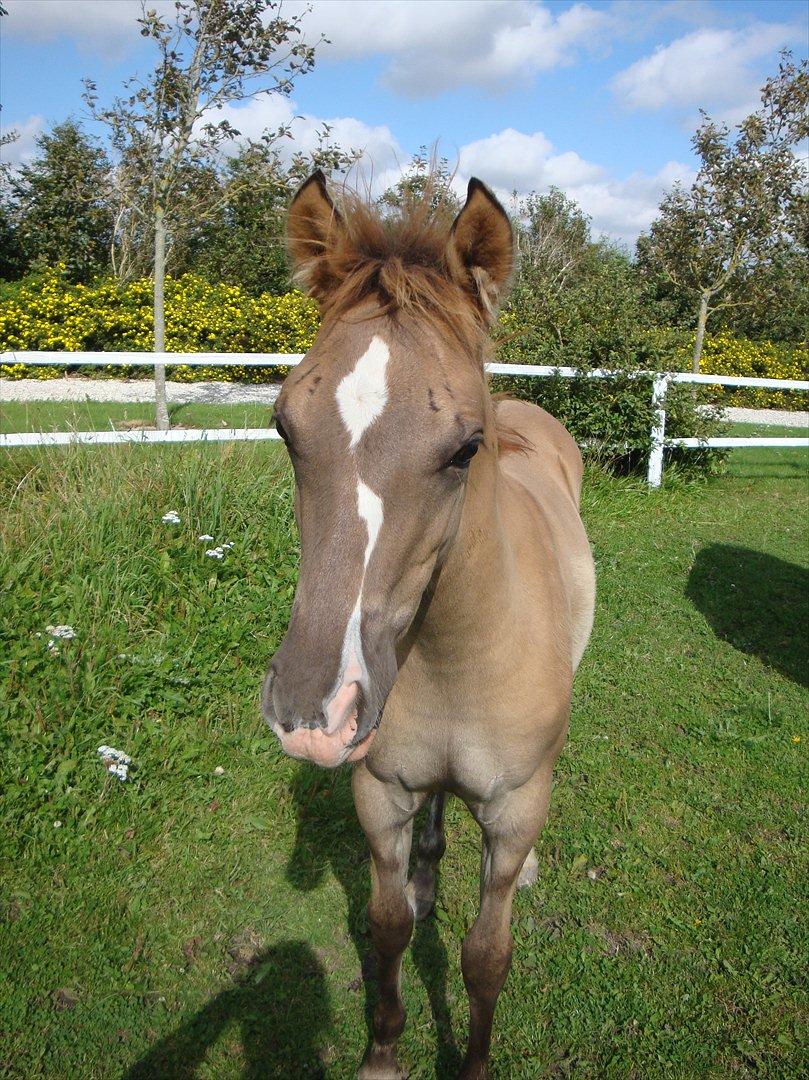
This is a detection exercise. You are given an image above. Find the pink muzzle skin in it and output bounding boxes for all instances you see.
[273,680,379,768]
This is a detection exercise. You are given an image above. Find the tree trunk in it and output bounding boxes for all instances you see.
[153,205,170,431]
[692,291,710,374]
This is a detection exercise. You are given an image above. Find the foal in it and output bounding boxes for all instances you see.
[262,172,595,1079]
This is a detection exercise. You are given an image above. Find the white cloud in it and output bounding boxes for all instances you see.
[3,0,174,56]
[205,95,404,183]
[455,127,695,245]
[459,129,603,191]
[4,0,608,92]
[1,115,45,166]
[611,23,799,120]
[265,1,610,97]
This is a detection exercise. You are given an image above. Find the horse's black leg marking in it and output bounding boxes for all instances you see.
[406,790,446,921]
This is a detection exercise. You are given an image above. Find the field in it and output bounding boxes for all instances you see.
[0,409,807,1078]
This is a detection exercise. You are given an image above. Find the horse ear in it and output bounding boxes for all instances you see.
[287,170,344,299]
[446,178,513,321]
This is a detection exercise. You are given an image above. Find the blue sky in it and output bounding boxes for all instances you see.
[2,0,806,244]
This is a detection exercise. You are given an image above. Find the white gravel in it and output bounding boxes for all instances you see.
[723,407,807,427]
[1,378,281,405]
[2,379,806,427]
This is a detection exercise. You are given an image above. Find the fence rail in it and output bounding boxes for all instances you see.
[2,352,807,486]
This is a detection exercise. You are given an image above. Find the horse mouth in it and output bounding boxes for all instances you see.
[273,707,382,768]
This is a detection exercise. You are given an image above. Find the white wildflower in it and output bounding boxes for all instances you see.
[53,820,62,828]
[213,766,225,776]
[222,541,234,550]
[97,745,132,782]
[198,534,214,542]
[46,625,75,639]
[205,548,225,559]
[162,511,181,525]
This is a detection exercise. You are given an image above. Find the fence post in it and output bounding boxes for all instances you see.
[647,374,670,488]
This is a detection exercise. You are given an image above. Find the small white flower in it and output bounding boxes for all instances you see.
[97,745,132,765]
[198,534,214,542]
[205,548,224,560]
[162,511,181,525]
[222,541,234,550]
[53,820,62,828]
[46,625,76,640]
[213,766,225,776]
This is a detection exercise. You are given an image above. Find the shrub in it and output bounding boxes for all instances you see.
[0,268,319,383]
[491,316,726,475]
[695,333,808,410]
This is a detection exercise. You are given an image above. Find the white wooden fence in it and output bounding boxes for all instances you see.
[2,351,807,487]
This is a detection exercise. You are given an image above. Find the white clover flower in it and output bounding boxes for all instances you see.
[97,745,132,782]
[205,548,225,559]
[162,511,181,525]
[222,541,234,550]
[213,766,225,776]
[53,820,62,828]
[198,534,214,542]
[46,625,76,639]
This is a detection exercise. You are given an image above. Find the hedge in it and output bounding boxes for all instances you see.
[0,268,318,383]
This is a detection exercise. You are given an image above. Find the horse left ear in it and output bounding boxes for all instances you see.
[446,178,514,321]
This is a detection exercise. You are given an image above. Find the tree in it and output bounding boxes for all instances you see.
[83,0,321,430]
[192,128,358,295]
[6,120,113,282]
[379,147,462,217]
[643,53,808,371]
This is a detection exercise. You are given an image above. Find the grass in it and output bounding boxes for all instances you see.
[0,399,275,435]
[0,429,807,1079]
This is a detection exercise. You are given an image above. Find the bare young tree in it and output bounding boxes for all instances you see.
[645,53,808,372]
[83,0,320,429]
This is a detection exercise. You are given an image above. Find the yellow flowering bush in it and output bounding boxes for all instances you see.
[0,268,319,382]
[695,333,808,410]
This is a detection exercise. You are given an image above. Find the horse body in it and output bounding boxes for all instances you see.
[263,173,595,1078]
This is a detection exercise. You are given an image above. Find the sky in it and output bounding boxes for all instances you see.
[1,0,806,246]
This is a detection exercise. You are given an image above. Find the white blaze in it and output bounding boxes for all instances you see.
[335,335,389,448]
[357,480,383,568]
[326,337,389,717]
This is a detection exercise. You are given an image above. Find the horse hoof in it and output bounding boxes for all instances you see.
[517,848,538,888]
[358,1044,408,1079]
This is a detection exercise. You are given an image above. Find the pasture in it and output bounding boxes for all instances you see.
[1,424,806,1078]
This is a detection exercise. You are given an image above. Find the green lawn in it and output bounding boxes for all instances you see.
[0,399,275,435]
[0,432,807,1078]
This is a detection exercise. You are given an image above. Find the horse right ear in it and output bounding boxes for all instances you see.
[287,170,344,300]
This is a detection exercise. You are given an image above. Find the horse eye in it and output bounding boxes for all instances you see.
[447,439,481,469]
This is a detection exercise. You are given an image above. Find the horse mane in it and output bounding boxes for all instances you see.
[292,188,488,345]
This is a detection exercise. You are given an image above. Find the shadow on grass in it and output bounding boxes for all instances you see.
[285,763,463,1078]
[687,544,809,689]
[124,942,328,1078]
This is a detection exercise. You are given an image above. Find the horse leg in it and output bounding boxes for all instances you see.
[458,772,552,1080]
[353,763,424,1080]
[406,790,446,920]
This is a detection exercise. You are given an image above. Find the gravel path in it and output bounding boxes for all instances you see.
[2,379,806,427]
[1,378,281,405]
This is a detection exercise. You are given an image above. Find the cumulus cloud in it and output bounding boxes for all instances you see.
[454,128,695,245]
[204,95,404,184]
[3,0,174,56]
[5,1,609,96]
[1,115,45,166]
[611,23,799,121]
[288,0,609,95]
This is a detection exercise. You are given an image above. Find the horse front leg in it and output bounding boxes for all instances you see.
[353,763,424,1080]
[459,771,553,1080]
